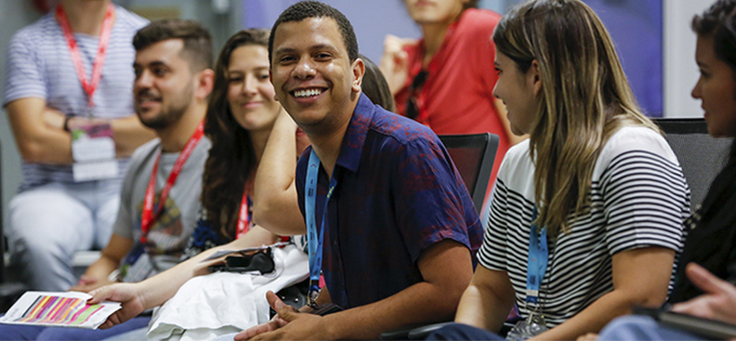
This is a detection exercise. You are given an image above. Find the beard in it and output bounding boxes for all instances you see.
[135,81,194,130]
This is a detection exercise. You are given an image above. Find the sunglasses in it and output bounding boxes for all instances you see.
[405,70,429,120]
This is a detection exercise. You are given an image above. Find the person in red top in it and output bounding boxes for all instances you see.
[381,0,525,187]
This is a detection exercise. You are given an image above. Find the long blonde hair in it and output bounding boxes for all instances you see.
[493,0,660,236]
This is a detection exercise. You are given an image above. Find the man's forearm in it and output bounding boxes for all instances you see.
[109,115,155,158]
[8,100,74,164]
[252,110,305,235]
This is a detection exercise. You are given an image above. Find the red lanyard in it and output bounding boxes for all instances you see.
[141,121,205,244]
[234,184,290,243]
[236,189,250,239]
[56,3,115,109]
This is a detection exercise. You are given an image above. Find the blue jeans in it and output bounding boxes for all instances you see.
[427,322,505,340]
[0,316,150,340]
[6,179,121,291]
[597,315,704,341]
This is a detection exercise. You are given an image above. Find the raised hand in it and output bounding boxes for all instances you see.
[672,262,736,324]
[379,34,415,95]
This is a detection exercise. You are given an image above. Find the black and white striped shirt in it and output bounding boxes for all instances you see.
[479,127,690,327]
[3,6,148,189]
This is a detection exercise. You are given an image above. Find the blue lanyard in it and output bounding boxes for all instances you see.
[526,207,548,304]
[305,149,337,305]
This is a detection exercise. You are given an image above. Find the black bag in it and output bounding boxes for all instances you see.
[208,247,275,275]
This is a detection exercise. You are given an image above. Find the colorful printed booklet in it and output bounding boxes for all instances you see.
[0,291,121,329]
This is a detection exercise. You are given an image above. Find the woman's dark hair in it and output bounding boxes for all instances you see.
[201,29,270,240]
[692,0,736,73]
[693,0,736,165]
[360,54,396,113]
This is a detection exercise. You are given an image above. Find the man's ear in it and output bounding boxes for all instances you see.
[528,59,542,96]
[195,68,215,99]
[352,58,365,93]
[269,70,279,102]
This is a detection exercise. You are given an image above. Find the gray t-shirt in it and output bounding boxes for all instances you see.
[112,137,211,282]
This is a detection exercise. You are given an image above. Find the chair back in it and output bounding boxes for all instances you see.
[439,133,499,214]
[653,118,733,211]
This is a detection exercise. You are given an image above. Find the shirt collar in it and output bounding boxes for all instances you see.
[334,93,374,173]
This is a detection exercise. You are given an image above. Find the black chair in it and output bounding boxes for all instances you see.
[379,133,499,340]
[653,118,733,211]
[439,133,499,215]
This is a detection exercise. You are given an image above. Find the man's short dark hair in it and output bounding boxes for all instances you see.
[133,19,213,72]
[269,1,359,63]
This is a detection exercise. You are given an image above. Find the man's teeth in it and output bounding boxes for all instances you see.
[294,89,322,98]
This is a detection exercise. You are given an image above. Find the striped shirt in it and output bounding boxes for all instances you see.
[3,6,148,189]
[479,126,690,327]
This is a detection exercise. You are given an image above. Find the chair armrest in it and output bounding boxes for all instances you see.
[379,321,453,340]
[408,322,455,339]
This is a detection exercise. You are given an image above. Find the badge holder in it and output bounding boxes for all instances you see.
[506,305,549,341]
[507,208,551,341]
[71,121,117,182]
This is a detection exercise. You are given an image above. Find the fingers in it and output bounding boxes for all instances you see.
[234,292,296,340]
[383,34,401,51]
[78,275,97,285]
[87,283,135,304]
[98,311,123,330]
[576,333,598,341]
[266,291,299,322]
[266,291,284,311]
[686,263,731,295]
[672,297,715,319]
[394,50,409,70]
[87,286,114,305]
[70,275,98,292]
[234,322,277,341]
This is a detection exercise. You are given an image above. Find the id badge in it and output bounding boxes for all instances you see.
[506,311,550,341]
[71,122,117,182]
[120,243,153,283]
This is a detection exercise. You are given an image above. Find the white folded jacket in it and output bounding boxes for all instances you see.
[146,244,309,341]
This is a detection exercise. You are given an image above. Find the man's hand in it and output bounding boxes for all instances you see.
[577,333,598,341]
[672,263,736,324]
[69,274,114,293]
[379,34,415,95]
[234,291,332,341]
[87,283,147,329]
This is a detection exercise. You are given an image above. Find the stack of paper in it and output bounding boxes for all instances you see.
[0,291,121,329]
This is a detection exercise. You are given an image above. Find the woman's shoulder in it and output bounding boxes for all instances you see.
[497,139,535,191]
[601,126,677,162]
[594,126,680,177]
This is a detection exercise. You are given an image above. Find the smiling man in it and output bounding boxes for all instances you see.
[236,1,483,340]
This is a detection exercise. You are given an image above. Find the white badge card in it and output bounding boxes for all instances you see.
[71,122,117,182]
